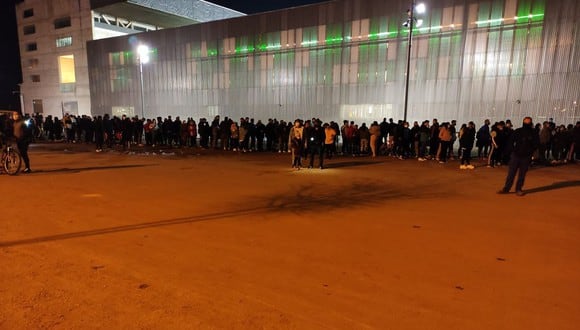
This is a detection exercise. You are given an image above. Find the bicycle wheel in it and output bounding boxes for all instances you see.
[4,148,22,175]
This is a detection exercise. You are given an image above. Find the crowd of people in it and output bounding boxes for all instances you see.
[1,112,579,172]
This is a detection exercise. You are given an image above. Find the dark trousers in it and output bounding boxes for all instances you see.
[95,132,104,150]
[461,146,473,165]
[325,144,335,159]
[17,139,30,169]
[439,141,450,162]
[502,154,531,192]
[145,132,153,146]
[478,143,490,158]
[429,138,439,156]
[538,144,548,162]
[309,146,324,168]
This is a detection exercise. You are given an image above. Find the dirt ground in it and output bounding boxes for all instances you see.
[1,143,579,329]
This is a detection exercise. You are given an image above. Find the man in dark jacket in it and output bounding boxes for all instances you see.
[12,112,33,173]
[307,120,325,169]
[498,117,539,196]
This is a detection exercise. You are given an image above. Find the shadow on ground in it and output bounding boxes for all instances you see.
[28,164,156,175]
[321,160,383,169]
[525,180,580,195]
[262,181,413,212]
[0,181,429,248]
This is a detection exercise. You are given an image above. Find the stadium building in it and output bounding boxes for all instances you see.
[78,0,580,124]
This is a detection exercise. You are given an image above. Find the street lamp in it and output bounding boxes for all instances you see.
[12,87,24,114]
[137,44,150,119]
[402,2,426,123]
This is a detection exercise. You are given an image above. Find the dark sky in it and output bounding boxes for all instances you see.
[0,0,329,110]
[210,0,329,14]
[0,0,21,110]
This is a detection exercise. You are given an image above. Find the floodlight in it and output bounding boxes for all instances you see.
[415,3,426,14]
[137,45,150,64]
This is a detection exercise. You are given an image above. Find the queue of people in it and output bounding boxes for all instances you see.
[2,112,580,173]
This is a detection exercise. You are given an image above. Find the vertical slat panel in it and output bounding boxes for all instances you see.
[86,0,580,125]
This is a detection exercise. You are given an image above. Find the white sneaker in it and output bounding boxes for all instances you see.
[460,165,467,170]
[418,157,426,162]
[467,165,475,170]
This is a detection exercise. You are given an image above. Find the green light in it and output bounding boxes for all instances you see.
[255,43,281,51]
[475,18,505,25]
[516,0,545,24]
[475,13,544,25]
[325,37,343,44]
[235,46,255,54]
[301,40,318,46]
[368,31,397,38]
[518,13,544,19]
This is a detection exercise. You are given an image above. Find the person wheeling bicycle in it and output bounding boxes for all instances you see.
[11,112,33,173]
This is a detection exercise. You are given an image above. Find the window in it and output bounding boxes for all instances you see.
[32,99,43,114]
[23,9,34,18]
[54,17,72,29]
[58,55,76,83]
[28,58,39,68]
[56,36,72,48]
[31,75,40,82]
[26,43,37,51]
[23,25,35,35]
[60,83,75,93]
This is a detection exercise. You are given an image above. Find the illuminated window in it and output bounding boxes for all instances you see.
[23,25,35,35]
[54,17,71,29]
[26,43,37,51]
[58,55,76,83]
[31,75,40,82]
[56,36,72,48]
[23,9,33,18]
[28,58,39,68]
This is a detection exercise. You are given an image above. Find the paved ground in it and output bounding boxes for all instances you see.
[1,143,579,329]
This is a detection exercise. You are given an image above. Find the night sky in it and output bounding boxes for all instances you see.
[0,0,329,111]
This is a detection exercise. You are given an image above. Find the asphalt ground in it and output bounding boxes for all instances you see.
[1,142,579,329]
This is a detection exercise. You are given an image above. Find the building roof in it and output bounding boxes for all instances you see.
[90,0,245,28]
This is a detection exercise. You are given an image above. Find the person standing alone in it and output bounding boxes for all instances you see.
[308,120,325,169]
[498,117,539,196]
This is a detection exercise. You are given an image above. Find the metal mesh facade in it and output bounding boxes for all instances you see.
[126,0,245,22]
[87,0,580,125]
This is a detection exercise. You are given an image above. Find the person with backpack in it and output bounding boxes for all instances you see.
[498,117,540,196]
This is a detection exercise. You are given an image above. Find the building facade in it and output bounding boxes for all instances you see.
[15,0,244,118]
[87,0,579,125]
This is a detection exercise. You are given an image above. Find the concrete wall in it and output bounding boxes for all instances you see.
[16,0,93,118]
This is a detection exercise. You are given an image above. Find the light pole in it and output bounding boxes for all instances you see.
[402,2,425,123]
[12,87,24,114]
[137,44,150,119]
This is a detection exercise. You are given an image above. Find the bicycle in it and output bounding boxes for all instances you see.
[1,143,23,175]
